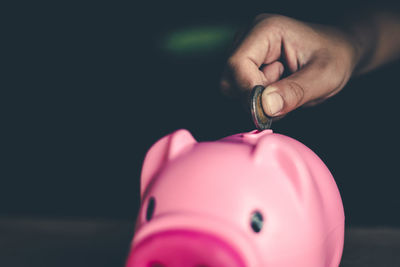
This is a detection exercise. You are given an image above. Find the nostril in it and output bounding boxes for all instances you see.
[130,230,246,267]
[148,262,166,267]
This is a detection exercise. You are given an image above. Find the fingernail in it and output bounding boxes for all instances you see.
[279,65,284,76]
[262,88,283,116]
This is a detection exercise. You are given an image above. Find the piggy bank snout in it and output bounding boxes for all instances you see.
[127,230,246,267]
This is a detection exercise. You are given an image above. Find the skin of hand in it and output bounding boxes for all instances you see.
[221,14,359,117]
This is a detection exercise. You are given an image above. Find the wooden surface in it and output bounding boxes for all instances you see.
[1,217,399,267]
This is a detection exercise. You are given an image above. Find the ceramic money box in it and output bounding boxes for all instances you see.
[126,129,344,267]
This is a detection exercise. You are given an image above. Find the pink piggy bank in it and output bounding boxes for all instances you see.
[126,129,344,267]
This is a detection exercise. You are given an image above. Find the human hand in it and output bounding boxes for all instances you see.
[221,14,358,117]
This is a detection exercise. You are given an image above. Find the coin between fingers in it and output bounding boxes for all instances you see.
[250,85,272,130]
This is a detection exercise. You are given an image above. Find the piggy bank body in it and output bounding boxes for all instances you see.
[127,129,344,267]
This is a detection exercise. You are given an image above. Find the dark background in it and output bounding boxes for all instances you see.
[3,0,400,227]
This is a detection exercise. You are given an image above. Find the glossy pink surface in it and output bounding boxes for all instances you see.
[127,129,345,267]
[127,230,245,267]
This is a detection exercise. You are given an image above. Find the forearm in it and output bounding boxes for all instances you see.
[344,8,400,75]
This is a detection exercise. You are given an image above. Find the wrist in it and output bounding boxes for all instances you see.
[339,27,364,76]
[336,9,380,76]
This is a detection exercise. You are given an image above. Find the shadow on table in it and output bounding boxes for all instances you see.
[1,217,400,267]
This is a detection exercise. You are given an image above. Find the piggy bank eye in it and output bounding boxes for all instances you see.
[146,197,156,221]
[250,211,263,233]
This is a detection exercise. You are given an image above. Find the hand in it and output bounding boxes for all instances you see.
[221,14,358,117]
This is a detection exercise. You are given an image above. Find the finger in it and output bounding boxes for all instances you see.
[231,26,249,51]
[221,60,284,100]
[227,56,268,94]
[261,57,335,116]
[224,22,283,93]
[220,26,254,97]
[260,61,284,84]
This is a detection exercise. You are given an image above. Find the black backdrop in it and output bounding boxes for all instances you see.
[3,0,400,226]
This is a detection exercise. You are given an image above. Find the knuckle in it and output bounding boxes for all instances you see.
[225,56,253,92]
[253,13,285,26]
[287,81,305,106]
[265,14,285,23]
[252,14,287,37]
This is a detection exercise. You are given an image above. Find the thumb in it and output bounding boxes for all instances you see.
[261,59,334,116]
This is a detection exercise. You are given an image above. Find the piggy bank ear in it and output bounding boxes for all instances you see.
[140,129,197,198]
[252,134,311,201]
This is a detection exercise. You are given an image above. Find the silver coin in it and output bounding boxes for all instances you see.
[250,85,272,130]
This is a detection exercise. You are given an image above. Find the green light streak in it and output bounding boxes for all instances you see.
[164,25,236,55]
